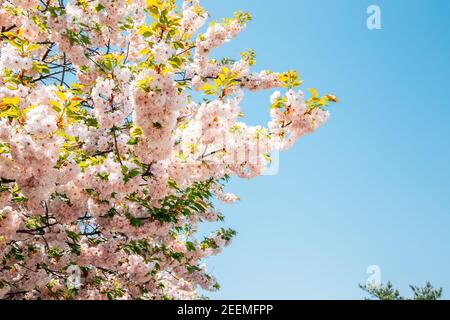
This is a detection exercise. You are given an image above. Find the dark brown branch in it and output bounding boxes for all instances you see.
[32,68,75,83]
[91,149,113,157]
[142,162,154,178]
[123,41,130,64]
[5,290,28,298]
[81,230,102,236]
[176,45,196,57]
[41,43,54,62]
[112,128,123,166]
[198,148,226,161]
[1,177,15,184]
[16,222,59,235]
[60,53,66,86]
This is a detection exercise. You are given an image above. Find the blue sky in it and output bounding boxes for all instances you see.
[196,0,450,299]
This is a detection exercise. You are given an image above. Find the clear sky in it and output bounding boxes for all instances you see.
[196,0,450,299]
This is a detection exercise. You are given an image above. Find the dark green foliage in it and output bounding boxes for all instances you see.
[360,281,443,300]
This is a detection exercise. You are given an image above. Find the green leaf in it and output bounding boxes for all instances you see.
[186,241,196,252]
[127,137,138,145]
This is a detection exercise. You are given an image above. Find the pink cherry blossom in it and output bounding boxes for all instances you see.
[0,0,336,300]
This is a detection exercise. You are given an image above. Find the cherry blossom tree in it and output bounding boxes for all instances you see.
[0,0,337,300]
